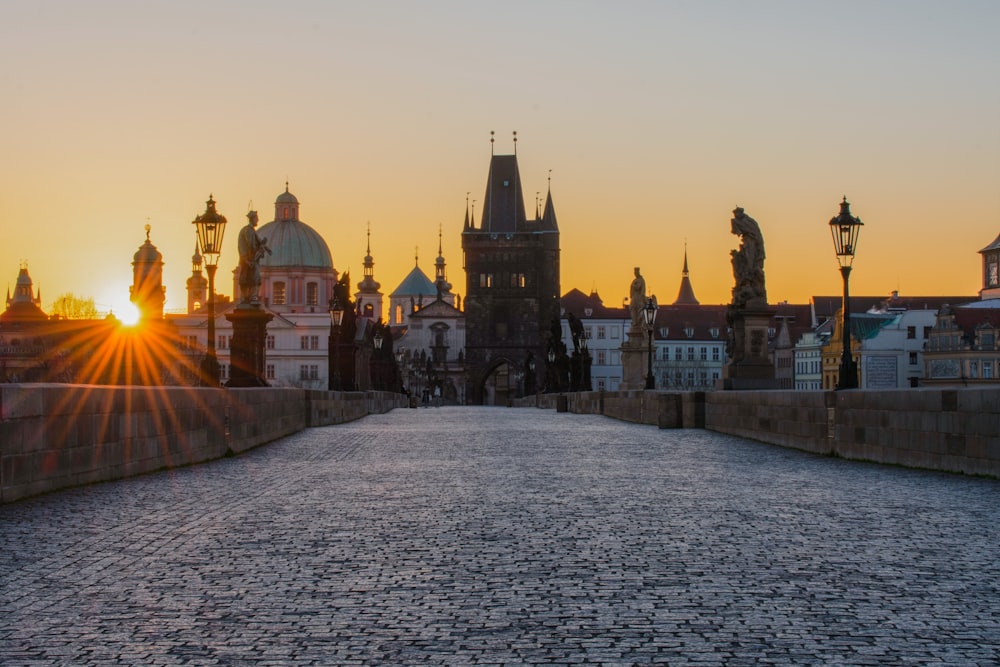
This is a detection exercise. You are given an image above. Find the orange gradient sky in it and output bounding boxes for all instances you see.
[2,1,998,319]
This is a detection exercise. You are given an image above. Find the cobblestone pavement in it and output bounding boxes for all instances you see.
[2,407,1000,666]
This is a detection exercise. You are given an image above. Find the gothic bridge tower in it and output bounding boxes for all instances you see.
[462,133,560,404]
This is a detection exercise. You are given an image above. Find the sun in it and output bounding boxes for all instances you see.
[116,302,141,327]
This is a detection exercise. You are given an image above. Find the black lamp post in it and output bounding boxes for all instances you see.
[193,195,227,387]
[643,297,658,390]
[329,297,344,391]
[396,348,405,393]
[829,197,864,390]
[372,330,384,390]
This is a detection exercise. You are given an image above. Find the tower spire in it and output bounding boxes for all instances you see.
[673,245,700,306]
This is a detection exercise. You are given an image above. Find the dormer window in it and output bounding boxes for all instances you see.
[684,327,694,338]
[710,327,720,339]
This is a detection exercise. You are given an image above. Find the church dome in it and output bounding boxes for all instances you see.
[276,189,299,206]
[133,227,163,264]
[258,187,333,269]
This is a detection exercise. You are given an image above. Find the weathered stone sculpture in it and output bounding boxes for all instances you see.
[729,207,767,309]
[237,210,270,305]
[724,207,777,389]
[629,266,646,331]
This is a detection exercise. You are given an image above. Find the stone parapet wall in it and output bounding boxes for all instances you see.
[1,385,408,503]
[544,387,1000,478]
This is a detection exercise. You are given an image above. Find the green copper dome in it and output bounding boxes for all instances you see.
[258,187,333,270]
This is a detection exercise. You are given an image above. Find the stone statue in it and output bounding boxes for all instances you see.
[238,210,270,304]
[729,207,766,309]
[629,266,646,329]
[568,312,585,352]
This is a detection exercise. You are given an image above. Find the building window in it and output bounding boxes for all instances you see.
[299,365,309,380]
[306,282,319,306]
[218,335,227,349]
[309,365,319,380]
[597,326,606,340]
[310,335,319,350]
[909,352,918,365]
[273,282,286,305]
[266,335,275,350]
[674,347,682,361]
[984,361,993,379]
[687,347,695,361]
[907,326,916,339]
[969,361,978,378]
[301,336,309,350]
[712,347,720,361]
[597,379,606,391]
[597,350,607,365]
[395,304,403,324]
[266,364,275,380]
[700,347,708,361]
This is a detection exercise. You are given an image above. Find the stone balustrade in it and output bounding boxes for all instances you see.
[0,384,407,503]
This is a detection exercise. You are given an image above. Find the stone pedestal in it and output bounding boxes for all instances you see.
[620,327,650,390]
[225,305,274,388]
[723,304,780,390]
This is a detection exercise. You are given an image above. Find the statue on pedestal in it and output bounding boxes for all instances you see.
[724,207,777,388]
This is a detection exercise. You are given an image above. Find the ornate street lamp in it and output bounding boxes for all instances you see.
[579,328,592,392]
[329,297,344,391]
[829,197,863,389]
[193,195,227,387]
[372,330,384,390]
[643,297,658,390]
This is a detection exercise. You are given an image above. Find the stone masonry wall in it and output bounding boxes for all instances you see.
[0,384,407,503]
[543,387,1000,478]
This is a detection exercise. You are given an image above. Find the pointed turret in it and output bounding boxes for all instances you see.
[673,246,700,306]
[434,224,452,299]
[355,223,383,320]
[541,187,558,231]
[186,235,208,314]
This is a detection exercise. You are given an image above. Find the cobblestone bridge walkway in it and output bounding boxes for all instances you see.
[2,407,999,666]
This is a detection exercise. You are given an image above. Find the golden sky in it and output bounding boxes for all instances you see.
[2,1,998,319]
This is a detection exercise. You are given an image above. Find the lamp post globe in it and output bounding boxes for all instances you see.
[829,197,863,390]
[192,195,227,387]
[643,297,658,390]
[329,297,345,391]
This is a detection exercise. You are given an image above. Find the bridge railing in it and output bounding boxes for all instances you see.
[0,384,407,504]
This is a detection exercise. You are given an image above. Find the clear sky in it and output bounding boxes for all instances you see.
[2,1,998,319]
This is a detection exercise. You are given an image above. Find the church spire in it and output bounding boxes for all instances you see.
[673,244,700,306]
[540,170,558,231]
